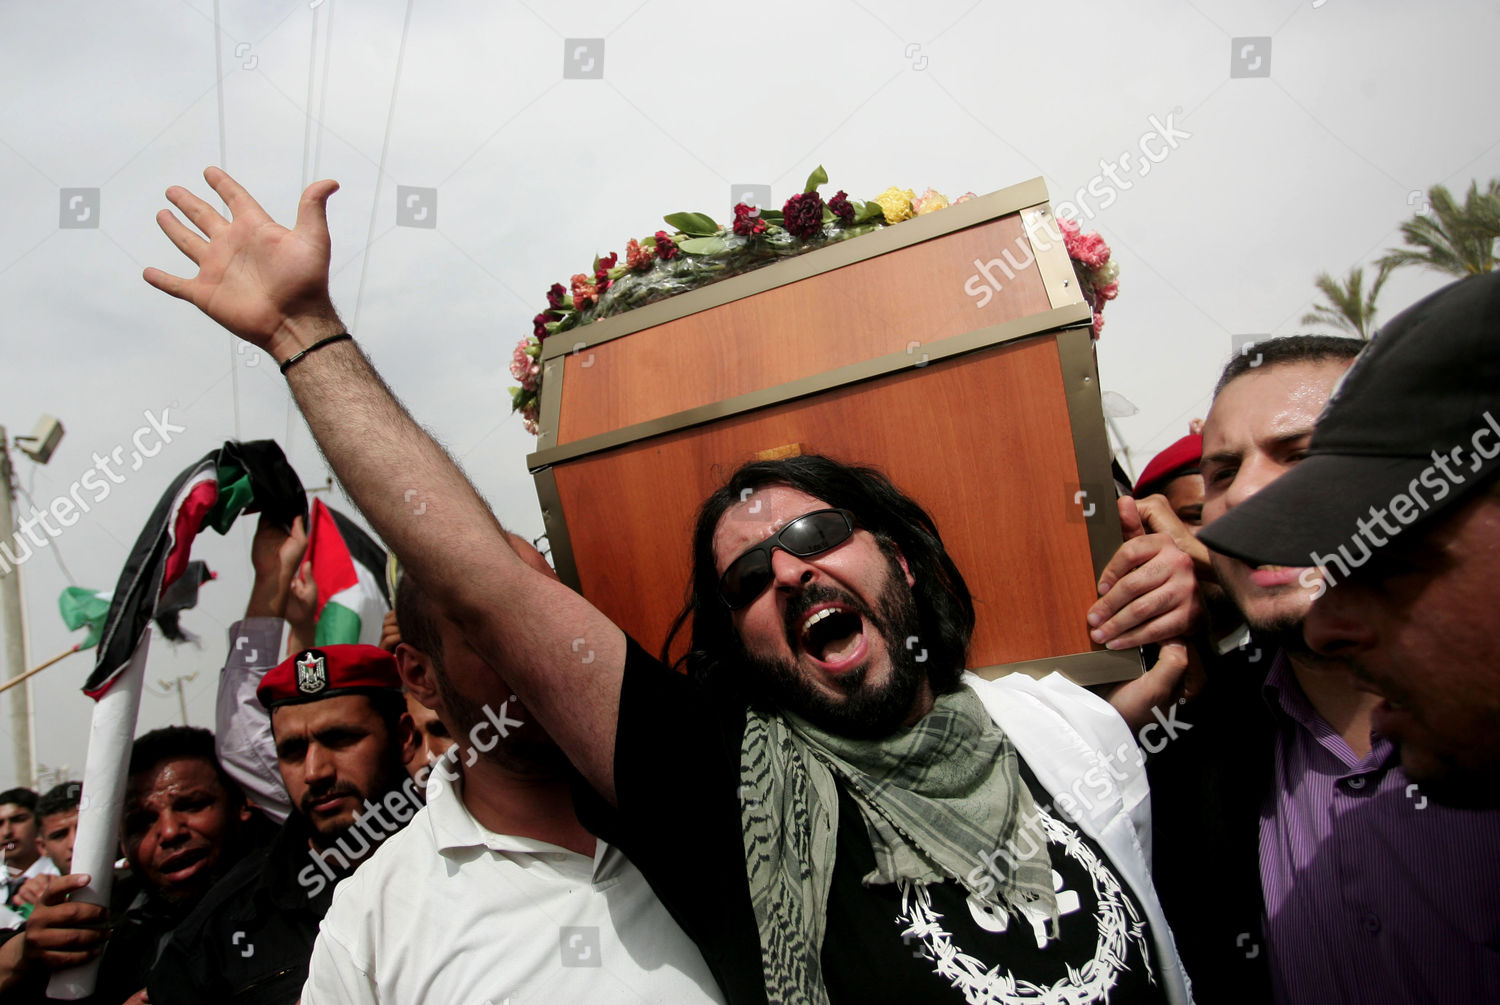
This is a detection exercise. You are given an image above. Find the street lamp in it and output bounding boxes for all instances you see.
[1,414,66,785]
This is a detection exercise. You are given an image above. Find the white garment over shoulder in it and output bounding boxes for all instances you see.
[302,764,725,1005]
[963,669,1194,1005]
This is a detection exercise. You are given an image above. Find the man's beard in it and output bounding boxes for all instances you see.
[731,555,927,739]
[301,755,409,848]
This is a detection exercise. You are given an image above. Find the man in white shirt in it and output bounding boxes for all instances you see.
[302,559,724,1003]
[0,789,57,921]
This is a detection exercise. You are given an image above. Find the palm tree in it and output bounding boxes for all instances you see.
[1378,178,1500,278]
[1301,262,1392,340]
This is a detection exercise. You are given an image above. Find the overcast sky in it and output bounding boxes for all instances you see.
[0,0,1495,787]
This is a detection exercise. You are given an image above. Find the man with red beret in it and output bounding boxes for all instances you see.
[1133,433,1204,528]
[148,644,419,1004]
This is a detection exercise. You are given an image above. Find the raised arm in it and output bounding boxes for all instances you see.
[144,168,625,801]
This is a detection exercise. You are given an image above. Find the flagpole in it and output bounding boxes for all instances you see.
[0,646,81,697]
[48,626,149,1000]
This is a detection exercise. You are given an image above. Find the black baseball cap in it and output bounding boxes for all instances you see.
[1199,271,1500,568]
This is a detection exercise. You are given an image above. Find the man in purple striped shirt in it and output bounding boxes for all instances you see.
[1189,321,1500,1004]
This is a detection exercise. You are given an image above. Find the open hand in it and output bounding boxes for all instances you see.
[143,167,342,360]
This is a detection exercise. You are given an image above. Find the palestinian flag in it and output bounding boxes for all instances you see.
[153,560,216,643]
[88,441,305,698]
[305,498,390,646]
[59,560,213,653]
[58,587,112,651]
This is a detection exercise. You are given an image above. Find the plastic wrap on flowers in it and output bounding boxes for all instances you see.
[570,225,882,329]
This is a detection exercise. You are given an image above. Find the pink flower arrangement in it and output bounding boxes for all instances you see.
[1057,217,1110,269]
[1055,216,1118,337]
[510,337,541,391]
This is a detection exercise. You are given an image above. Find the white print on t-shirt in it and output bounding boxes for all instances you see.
[968,870,1083,946]
[897,806,1154,1004]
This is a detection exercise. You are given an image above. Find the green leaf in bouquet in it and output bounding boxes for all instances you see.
[662,212,720,237]
[544,321,563,334]
[821,205,835,223]
[677,236,727,255]
[803,165,828,194]
[758,209,784,224]
[853,200,884,224]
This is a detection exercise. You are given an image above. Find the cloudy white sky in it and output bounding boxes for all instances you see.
[0,0,1494,787]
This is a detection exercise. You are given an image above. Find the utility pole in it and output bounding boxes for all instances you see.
[158,673,199,726]
[0,428,32,785]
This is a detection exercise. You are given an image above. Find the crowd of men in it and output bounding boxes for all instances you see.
[0,168,1493,1003]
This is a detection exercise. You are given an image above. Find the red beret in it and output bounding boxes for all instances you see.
[1133,434,1203,498]
[257,645,403,709]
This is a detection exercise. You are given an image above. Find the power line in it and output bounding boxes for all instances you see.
[211,0,242,441]
[10,482,77,587]
[352,0,416,334]
[314,0,336,181]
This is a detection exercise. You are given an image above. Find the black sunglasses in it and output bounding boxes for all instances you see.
[718,508,856,610]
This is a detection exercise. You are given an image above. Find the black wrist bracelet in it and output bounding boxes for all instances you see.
[279,332,353,374]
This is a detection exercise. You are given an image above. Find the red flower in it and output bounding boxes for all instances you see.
[828,190,854,224]
[571,273,599,310]
[546,283,566,309]
[733,203,767,237]
[532,312,550,338]
[783,191,825,240]
[594,252,618,283]
[626,238,656,270]
[655,231,680,260]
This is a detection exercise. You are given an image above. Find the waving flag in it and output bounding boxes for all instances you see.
[58,588,112,651]
[305,498,390,646]
[88,440,305,697]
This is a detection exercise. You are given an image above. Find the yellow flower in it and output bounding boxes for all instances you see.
[874,186,916,224]
[912,188,950,216]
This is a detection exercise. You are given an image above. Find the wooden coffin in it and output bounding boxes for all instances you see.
[527,177,1139,685]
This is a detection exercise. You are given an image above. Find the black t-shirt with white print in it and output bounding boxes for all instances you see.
[574,638,1167,1005]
